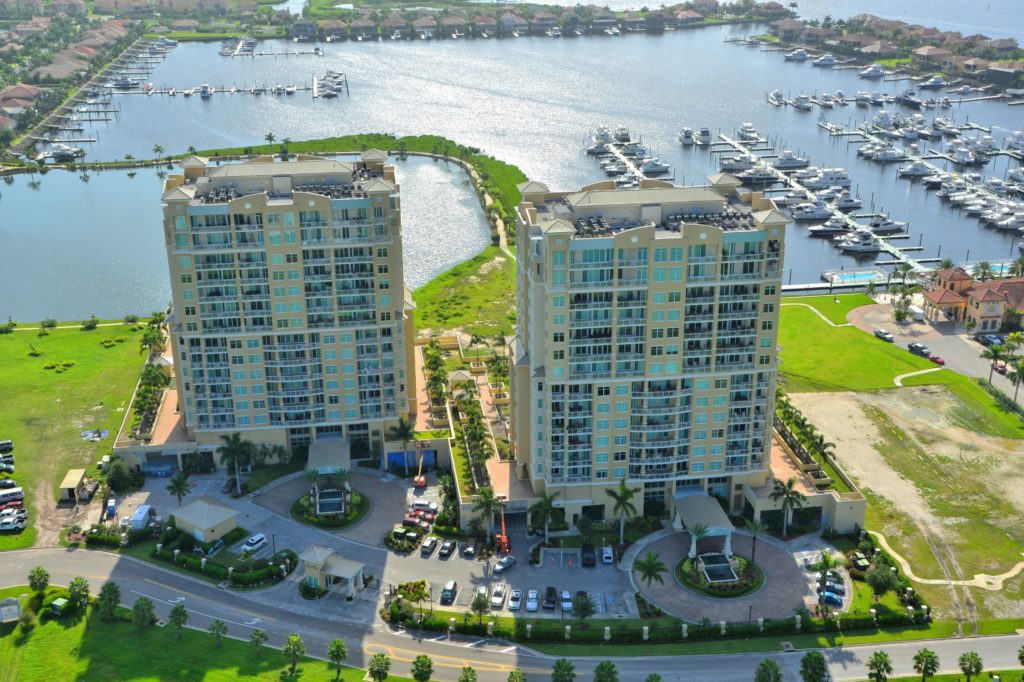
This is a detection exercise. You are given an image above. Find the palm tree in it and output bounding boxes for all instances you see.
[894,262,915,284]
[152,143,165,158]
[368,653,391,682]
[283,633,305,677]
[327,638,348,681]
[1009,256,1024,278]
[217,432,252,495]
[745,518,766,571]
[867,651,893,681]
[958,651,983,682]
[471,487,504,540]
[1006,331,1024,356]
[754,658,783,682]
[1009,358,1024,402]
[386,416,416,475]
[607,480,638,545]
[208,619,228,647]
[912,648,939,681]
[469,333,486,357]
[249,628,267,655]
[769,477,807,537]
[165,472,190,506]
[980,344,1009,382]
[688,523,709,574]
[264,132,276,145]
[938,258,955,270]
[168,602,188,637]
[139,325,165,357]
[1018,643,1024,666]
[528,489,560,544]
[635,551,667,588]
[971,261,995,282]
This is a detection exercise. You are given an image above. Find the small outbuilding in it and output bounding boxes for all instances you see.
[172,496,238,543]
[59,468,86,503]
[299,545,365,598]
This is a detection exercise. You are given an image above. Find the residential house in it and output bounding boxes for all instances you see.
[963,57,990,74]
[412,15,436,39]
[985,64,1023,86]
[497,12,527,36]
[692,0,719,15]
[922,267,1024,330]
[530,11,556,35]
[472,15,496,37]
[349,18,376,40]
[171,18,199,31]
[621,13,645,32]
[644,11,665,34]
[800,27,836,44]
[318,19,345,39]
[381,16,408,39]
[589,11,618,33]
[986,38,1019,55]
[769,17,803,40]
[440,16,466,38]
[837,33,874,50]
[675,9,704,26]
[559,11,581,32]
[759,2,788,17]
[0,83,40,113]
[912,45,952,66]
[859,40,901,58]
[288,18,317,41]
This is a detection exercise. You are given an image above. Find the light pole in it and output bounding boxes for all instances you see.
[272,534,276,560]
[748,604,753,625]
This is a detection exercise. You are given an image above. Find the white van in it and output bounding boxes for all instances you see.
[0,487,23,504]
[412,499,438,513]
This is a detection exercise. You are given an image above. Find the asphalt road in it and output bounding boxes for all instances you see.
[5,548,1023,681]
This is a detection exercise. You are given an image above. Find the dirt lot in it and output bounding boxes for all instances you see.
[791,386,1024,622]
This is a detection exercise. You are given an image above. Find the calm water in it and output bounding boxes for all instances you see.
[5,23,1024,317]
[0,155,490,320]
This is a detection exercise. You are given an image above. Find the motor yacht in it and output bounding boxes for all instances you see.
[792,94,813,111]
[678,127,696,145]
[737,123,760,142]
[871,146,908,163]
[818,93,835,109]
[898,161,932,178]
[792,166,821,180]
[836,230,883,253]
[791,200,832,221]
[768,89,784,105]
[640,158,672,175]
[736,166,779,185]
[613,125,630,142]
[854,91,872,106]
[833,191,863,211]
[812,54,837,67]
[802,168,852,189]
[1009,168,1024,184]
[816,186,843,201]
[784,48,810,61]
[775,189,810,206]
[772,150,811,170]
[199,83,213,98]
[859,64,885,79]
[808,215,851,237]
[919,75,948,90]
[696,127,713,145]
[993,213,1024,231]
[895,90,923,109]
[720,155,756,172]
[867,214,906,233]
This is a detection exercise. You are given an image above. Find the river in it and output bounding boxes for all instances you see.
[4,22,1024,319]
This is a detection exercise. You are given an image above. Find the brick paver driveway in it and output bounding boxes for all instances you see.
[635,533,816,622]
[253,470,410,545]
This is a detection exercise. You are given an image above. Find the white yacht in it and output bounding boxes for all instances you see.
[919,75,948,90]
[640,158,672,175]
[737,123,760,142]
[816,186,844,201]
[696,127,713,145]
[678,127,696,146]
[854,91,873,106]
[1006,132,1024,151]
[867,214,906,233]
[772,150,811,170]
[812,54,838,67]
[837,230,883,253]
[871,146,908,163]
[768,89,784,105]
[791,200,833,221]
[833,191,863,211]
[720,155,756,172]
[803,168,853,189]
[792,166,821,180]
[898,161,932,178]
[1008,167,1024,184]
[792,94,813,111]
[993,213,1024,231]
[808,215,851,237]
[859,64,885,79]
[775,189,810,206]
[736,166,779,185]
[199,83,213,98]
[784,48,810,61]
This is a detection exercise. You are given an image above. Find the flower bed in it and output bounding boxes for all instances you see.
[675,556,765,599]
[290,491,369,529]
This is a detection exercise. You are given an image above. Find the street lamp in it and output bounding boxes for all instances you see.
[748,604,753,625]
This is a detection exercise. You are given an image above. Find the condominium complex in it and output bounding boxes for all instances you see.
[510,177,789,526]
[157,151,413,455]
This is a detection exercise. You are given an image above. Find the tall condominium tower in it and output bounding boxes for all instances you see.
[510,178,788,526]
[159,151,413,455]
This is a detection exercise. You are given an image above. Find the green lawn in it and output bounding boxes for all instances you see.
[0,324,146,550]
[781,293,874,325]
[899,369,1024,439]
[779,306,934,392]
[243,461,305,493]
[0,586,413,682]
[888,672,1020,682]
[413,245,516,337]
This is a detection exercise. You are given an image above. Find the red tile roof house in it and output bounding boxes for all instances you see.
[472,15,496,37]
[922,267,1024,330]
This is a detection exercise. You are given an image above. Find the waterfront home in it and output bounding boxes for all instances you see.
[530,11,557,35]
[412,15,436,39]
[349,18,377,40]
[289,18,317,41]
[923,267,1024,330]
[441,16,467,37]
[381,16,409,39]
[962,57,990,74]
[589,11,618,33]
[14,16,50,38]
[318,19,345,39]
[985,64,1024,86]
[984,38,1019,55]
[912,45,953,66]
[769,17,803,40]
[559,11,581,31]
[858,40,901,58]
[472,15,496,37]
[644,11,665,33]
[836,33,874,50]
[497,12,528,36]
[800,27,837,44]
[171,19,200,31]
[621,13,645,32]
[675,9,703,26]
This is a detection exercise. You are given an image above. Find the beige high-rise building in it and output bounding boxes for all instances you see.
[158,151,414,458]
[510,177,789,528]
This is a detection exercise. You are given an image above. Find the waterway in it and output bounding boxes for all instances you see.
[4,23,1024,318]
[0,155,490,320]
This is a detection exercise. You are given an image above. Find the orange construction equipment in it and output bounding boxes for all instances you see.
[413,442,427,489]
[494,507,510,554]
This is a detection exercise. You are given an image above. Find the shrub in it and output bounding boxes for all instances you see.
[123,314,139,323]
[41,318,58,328]
[81,316,99,331]
[299,581,326,600]
[0,322,16,334]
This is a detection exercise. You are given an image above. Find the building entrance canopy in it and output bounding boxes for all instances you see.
[672,489,734,558]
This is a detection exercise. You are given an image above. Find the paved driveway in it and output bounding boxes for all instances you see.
[634,533,817,623]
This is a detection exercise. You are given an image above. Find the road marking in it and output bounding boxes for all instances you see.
[142,579,274,622]
[431,635,447,641]
[363,643,531,673]
[129,589,261,630]
[500,646,516,653]
[244,618,261,626]
[464,639,486,648]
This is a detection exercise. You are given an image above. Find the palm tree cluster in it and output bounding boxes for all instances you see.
[423,338,448,406]
[132,363,171,436]
[889,262,921,324]
[789,646,997,682]
[979,331,1024,401]
[455,383,494,490]
[775,390,836,473]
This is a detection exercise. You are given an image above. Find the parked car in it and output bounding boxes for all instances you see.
[0,520,26,531]
[819,591,843,607]
[0,464,14,474]
[242,533,268,553]
[0,480,17,489]
[412,500,439,513]
[221,477,237,494]
[821,581,846,595]
[0,455,14,464]
[994,360,1008,374]
[525,589,539,612]
[421,536,438,556]
[581,543,596,567]
[491,584,506,609]
[602,546,615,564]
[0,440,12,454]
[974,333,993,346]
[494,555,516,574]
[440,580,458,605]
[1,509,27,522]
[560,590,573,612]
[907,342,931,356]
[928,354,945,365]
[874,329,894,342]
[462,543,476,558]
[542,586,557,609]
[438,539,455,558]
[508,589,522,611]
[817,570,842,583]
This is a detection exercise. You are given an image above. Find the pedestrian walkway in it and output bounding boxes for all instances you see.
[780,302,851,327]
[868,531,1024,590]
[893,367,944,386]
